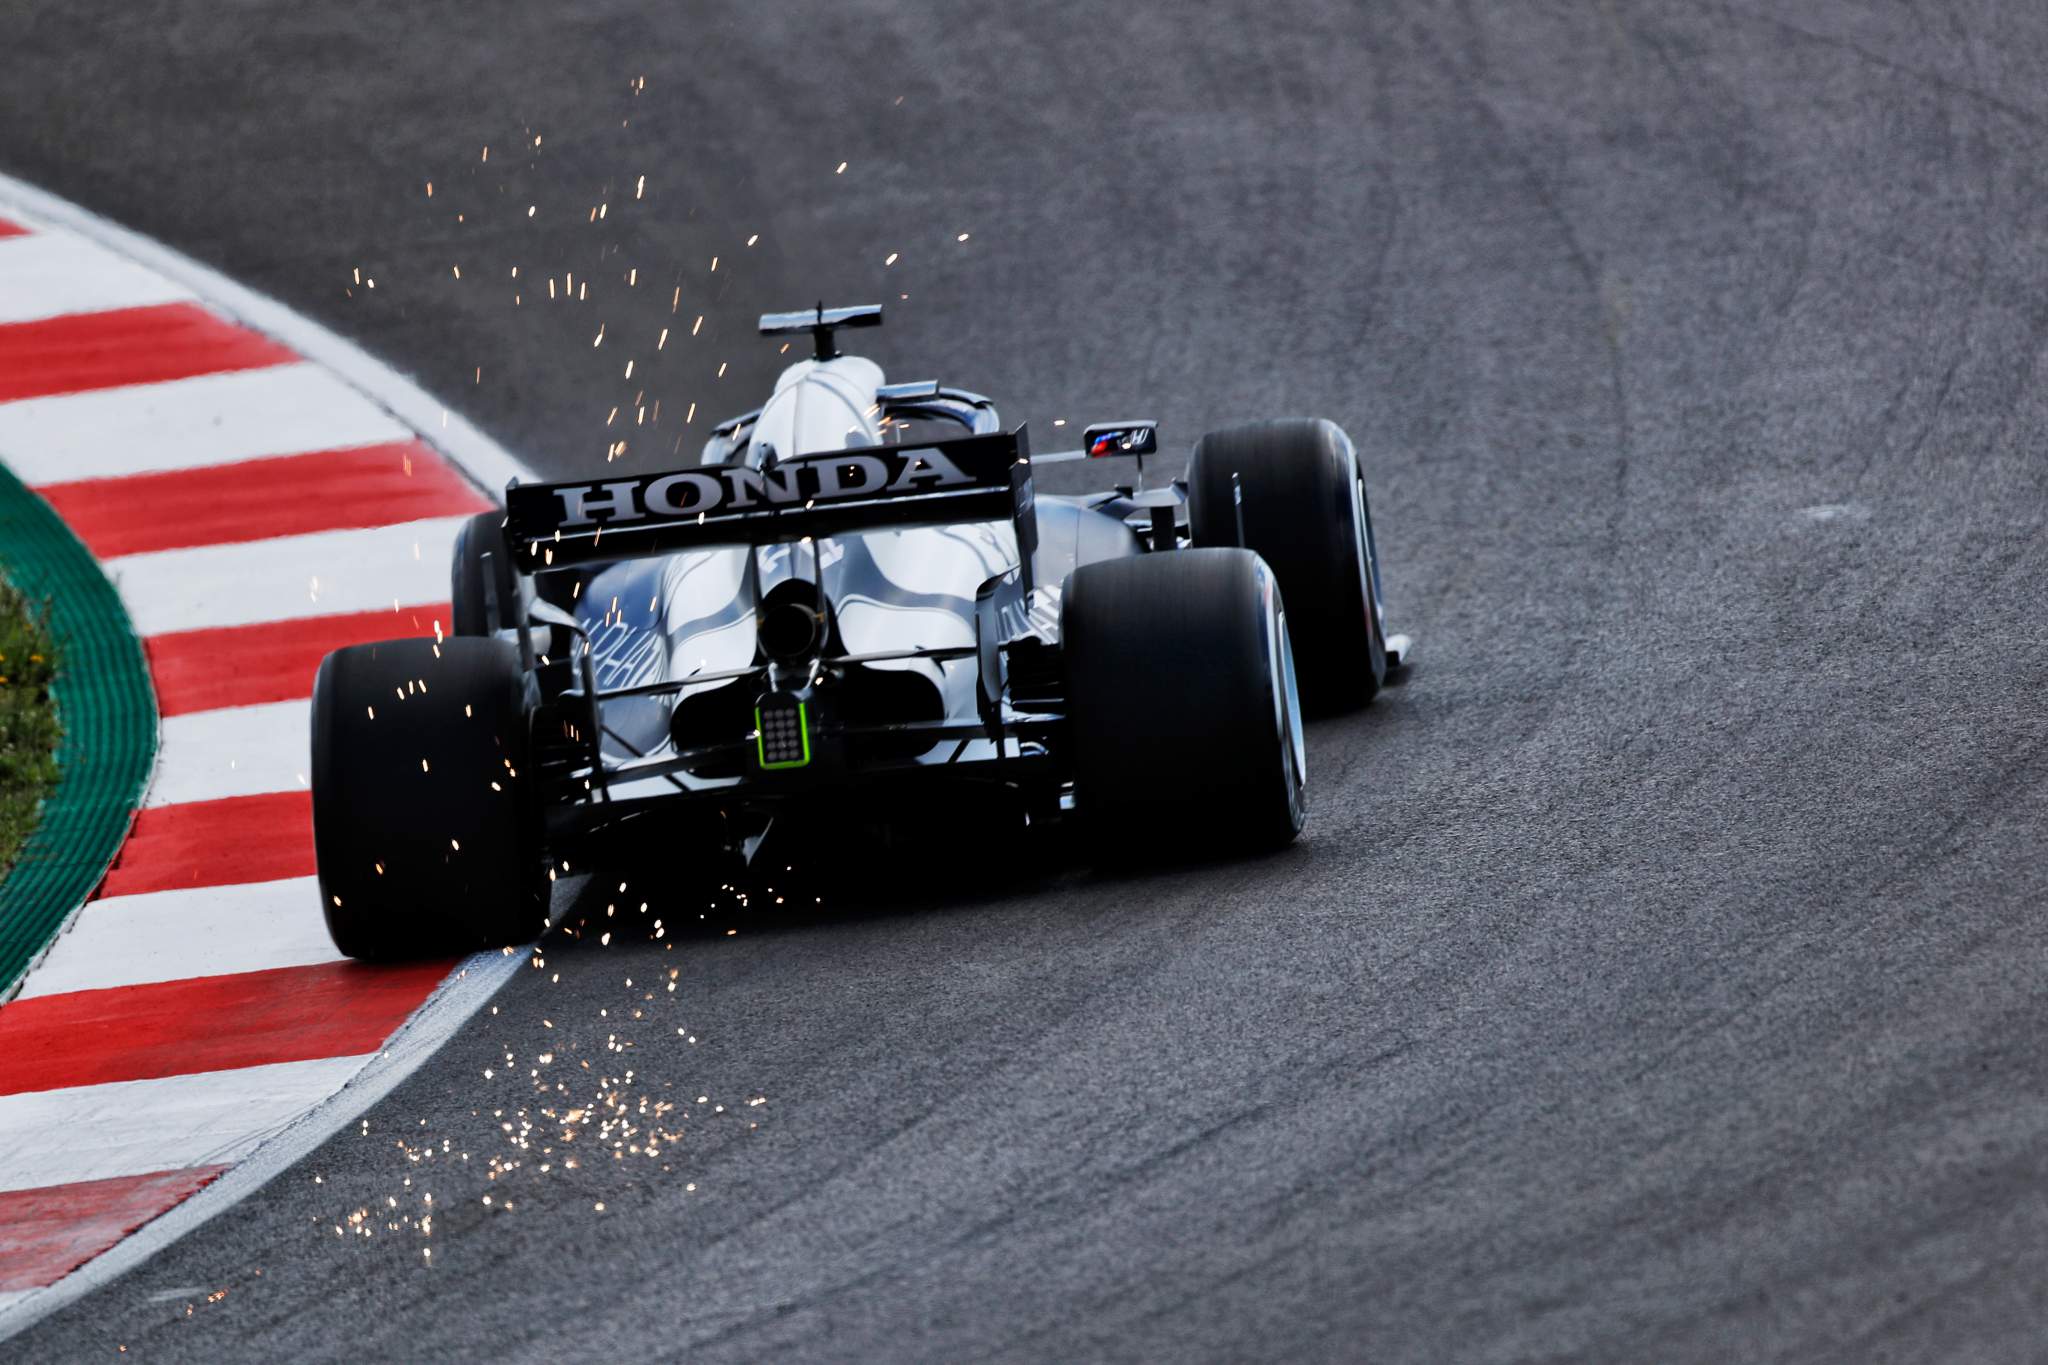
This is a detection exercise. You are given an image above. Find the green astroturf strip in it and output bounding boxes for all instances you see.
[0,461,156,996]
[0,576,61,880]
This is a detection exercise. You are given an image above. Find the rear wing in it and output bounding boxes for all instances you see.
[503,430,1038,583]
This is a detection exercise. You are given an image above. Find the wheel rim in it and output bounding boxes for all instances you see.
[1349,471,1386,651]
[1343,472,1392,679]
[1272,601,1307,833]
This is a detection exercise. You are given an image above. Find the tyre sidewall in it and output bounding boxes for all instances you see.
[312,637,544,957]
[1063,549,1305,852]
[1188,418,1383,709]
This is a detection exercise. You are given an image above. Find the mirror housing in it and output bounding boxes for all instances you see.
[1083,421,1159,459]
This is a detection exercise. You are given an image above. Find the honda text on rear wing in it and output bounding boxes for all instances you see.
[504,430,1039,584]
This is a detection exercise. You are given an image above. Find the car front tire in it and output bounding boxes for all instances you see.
[1187,417,1387,711]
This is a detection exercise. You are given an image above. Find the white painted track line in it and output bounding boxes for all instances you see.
[145,700,309,808]
[15,878,338,1000]
[0,1056,371,1192]
[0,233,194,324]
[0,364,413,486]
[105,514,468,635]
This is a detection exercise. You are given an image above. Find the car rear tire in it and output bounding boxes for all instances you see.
[451,510,522,637]
[1062,548,1306,853]
[311,636,548,959]
[1186,417,1387,710]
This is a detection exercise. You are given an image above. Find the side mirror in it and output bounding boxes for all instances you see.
[1083,422,1159,458]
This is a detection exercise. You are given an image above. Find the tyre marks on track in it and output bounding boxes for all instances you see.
[0,208,487,1307]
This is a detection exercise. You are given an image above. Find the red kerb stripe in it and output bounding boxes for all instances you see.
[0,303,296,403]
[144,602,449,717]
[0,1167,225,1292]
[97,792,313,898]
[0,960,452,1097]
[38,442,490,558]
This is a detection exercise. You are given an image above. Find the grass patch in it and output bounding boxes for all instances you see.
[0,574,60,882]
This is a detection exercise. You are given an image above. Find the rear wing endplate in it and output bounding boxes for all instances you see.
[504,430,1038,586]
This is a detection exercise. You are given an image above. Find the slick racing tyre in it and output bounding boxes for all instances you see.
[311,636,547,959]
[1186,418,1387,710]
[1062,548,1306,853]
[451,510,522,637]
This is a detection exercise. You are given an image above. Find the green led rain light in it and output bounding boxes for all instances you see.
[755,700,812,770]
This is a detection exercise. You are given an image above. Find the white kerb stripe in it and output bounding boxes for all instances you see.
[0,232,194,325]
[105,514,467,635]
[0,363,412,486]
[14,877,339,1000]
[0,1055,371,1193]
[0,173,538,1345]
[145,699,309,808]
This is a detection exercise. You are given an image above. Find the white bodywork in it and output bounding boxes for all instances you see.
[747,355,887,461]
[582,354,1023,782]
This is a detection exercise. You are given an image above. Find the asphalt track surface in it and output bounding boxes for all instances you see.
[6,2,2048,1359]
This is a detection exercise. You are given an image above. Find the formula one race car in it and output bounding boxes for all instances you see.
[310,304,1405,958]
